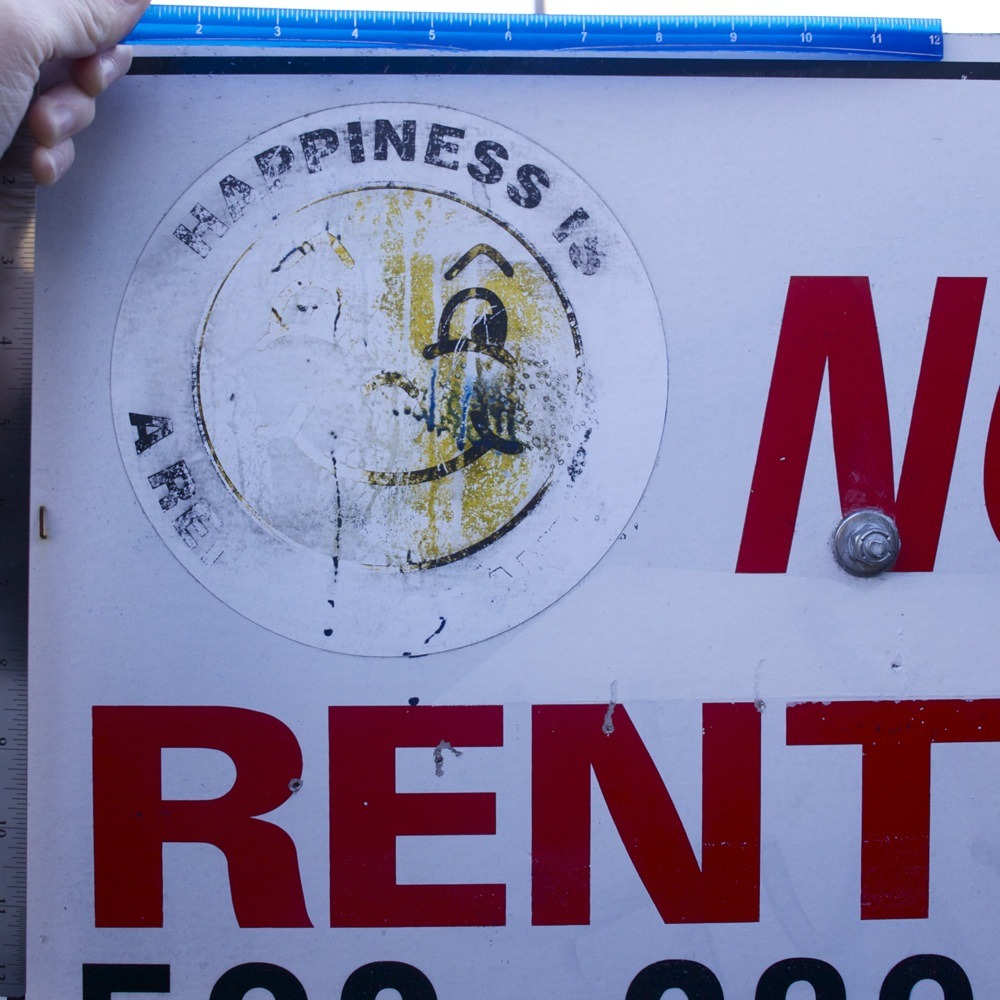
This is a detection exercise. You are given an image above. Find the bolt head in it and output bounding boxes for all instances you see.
[833,509,900,577]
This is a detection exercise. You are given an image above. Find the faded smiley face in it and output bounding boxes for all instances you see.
[195,186,583,569]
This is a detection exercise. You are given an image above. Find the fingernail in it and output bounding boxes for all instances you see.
[33,141,76,186]
[50,107,75,142]
[101,47,133,89]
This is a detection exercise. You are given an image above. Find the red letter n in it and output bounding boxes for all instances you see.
[329,705,505,927]
[737,277,986,573]
[532,703,760,925]
[788,699,1000,919]
[93,706,311,928]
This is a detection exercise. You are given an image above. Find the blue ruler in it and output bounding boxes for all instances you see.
[127,8,944,59]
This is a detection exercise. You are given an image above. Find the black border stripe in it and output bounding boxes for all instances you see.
[131,55,1000,80]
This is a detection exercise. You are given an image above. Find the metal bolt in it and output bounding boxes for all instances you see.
[833,509,900,577]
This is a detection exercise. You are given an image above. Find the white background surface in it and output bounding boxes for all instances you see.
[27,58,1000,997]
[12,6,993,997]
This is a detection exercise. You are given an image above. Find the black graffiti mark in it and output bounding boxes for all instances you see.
[401,650,428,659]
[365,371,421,398]
[408,697,420,706]
[327,599,336,608]
[489,566,513,578]
[424,617,447,644]
[470,405,522,455]
[445,243,514,280]
[330,452,342,578]
[423,286,513,364]
[323,628,333,637]
[567,427,592,482]
[404,481,550,571]
[272,240,316,273]
[365,407,523,487]
[363,243,528,492]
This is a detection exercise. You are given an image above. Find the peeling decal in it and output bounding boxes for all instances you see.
[112,104,667,655]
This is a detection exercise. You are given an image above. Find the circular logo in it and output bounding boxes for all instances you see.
[113,104,666,655]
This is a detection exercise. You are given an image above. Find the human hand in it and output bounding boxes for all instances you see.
[0,0,151,184]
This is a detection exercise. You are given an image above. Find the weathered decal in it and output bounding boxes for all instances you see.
[112,104,666,654]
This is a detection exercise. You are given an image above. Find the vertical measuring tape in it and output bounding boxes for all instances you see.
[0,127,32,1000]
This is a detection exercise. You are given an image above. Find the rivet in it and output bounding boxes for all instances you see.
[833,509,900,577]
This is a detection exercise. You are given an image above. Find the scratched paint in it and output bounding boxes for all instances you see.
[112,104,667,653]
[196,187,579,569]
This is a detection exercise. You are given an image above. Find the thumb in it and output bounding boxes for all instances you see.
[24,0,151,64]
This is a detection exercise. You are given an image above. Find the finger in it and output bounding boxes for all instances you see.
[27,80,96,148]
[27,0,151,63]
[70,44,133,98]
[32,138,76,186]
[83,0,152,55]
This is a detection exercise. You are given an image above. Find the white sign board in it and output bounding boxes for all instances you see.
[28,49,1000,998]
